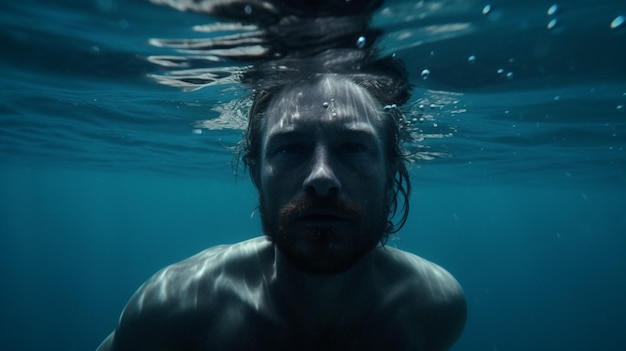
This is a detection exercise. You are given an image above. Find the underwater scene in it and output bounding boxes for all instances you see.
[1,0,625,350]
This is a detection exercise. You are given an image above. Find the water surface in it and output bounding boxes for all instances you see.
[1,1,625,350]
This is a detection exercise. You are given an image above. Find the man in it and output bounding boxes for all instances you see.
[97,73,466,350]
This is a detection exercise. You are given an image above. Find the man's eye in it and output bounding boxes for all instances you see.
[276,144,305,155]
[339,142,368,154]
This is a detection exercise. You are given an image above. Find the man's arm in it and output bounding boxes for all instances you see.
[380,248,467,350]
[95,239,270,351]
[422,274,466,351]
[96,332,114,351]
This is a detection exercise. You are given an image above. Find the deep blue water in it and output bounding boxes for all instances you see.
[1,0,626,350]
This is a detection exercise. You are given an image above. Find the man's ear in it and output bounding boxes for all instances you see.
[384,175,394,204]
[249,165,261,189]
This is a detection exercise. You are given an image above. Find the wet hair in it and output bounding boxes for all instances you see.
[238,55,413,242]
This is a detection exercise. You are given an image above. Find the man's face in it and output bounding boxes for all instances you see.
[257,77,392,274]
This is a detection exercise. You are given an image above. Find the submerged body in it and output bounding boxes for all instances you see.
[98,76,466,350]
[98,237,465,351]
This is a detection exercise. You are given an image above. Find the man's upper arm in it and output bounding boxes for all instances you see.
[431,277,467,350]
[387,250,467,350]
[100,289,183,351]
[96,332,114,351]
[418,262,467,350]
[96,245,233,351]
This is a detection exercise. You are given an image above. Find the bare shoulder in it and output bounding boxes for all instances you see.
[372,246,467,350]
[125,237,271,313]
[376,246,464,300]
[105,237,273,351]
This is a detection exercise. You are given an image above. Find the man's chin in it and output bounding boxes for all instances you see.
[273,229,371,275]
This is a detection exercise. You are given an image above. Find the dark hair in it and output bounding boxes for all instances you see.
[238,56,413,242]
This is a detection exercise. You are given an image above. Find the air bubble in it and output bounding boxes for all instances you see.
[611,15,624,29]
[547,19,558,29]
[244,4,252,14]
[506,71,514,79]
[383,104,397,111]
[322,102,329,108]
[421,69,430,80]
[497,68,504,74]
[547,4,558,16]
[356,36,366,48]
[482,5,491,15]
[468,55,476,63]
[617,104,624,112]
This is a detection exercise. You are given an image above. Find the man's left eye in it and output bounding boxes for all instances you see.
[339,142,368,154]
[276,144,306,155]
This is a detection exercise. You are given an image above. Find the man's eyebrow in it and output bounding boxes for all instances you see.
[266,120,378,140]
[265,129,308,146]
[327,123,377,137]
[266,127,306,138]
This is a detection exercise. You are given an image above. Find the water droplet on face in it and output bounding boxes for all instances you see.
[244,4,252,15]
[547,4,558,16]
[421,69,431,80]
[468,55,476,63]
[482,4,492,15]
[547,19,558,29]
[383,104,397,111]
[356,36,366,48]
[610,15,624,29]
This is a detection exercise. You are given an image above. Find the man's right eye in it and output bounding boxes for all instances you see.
[275,144,306,155]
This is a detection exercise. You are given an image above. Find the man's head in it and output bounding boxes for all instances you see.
[240,71,412,274]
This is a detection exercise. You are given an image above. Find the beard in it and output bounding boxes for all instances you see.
[260,195,388,275]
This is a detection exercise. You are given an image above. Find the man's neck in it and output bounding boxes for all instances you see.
[269,244,379,327]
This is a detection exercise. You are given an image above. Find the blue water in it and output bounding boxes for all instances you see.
[1,0,625,350]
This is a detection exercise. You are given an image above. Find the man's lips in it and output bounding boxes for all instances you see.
[295,210,352,224]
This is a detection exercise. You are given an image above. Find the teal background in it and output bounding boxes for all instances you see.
[1,166,625,350]
[1,0,626,350]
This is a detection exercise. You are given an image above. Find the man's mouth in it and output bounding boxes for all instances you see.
[295,210,351,226]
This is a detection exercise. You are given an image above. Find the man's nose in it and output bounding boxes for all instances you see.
[303,147,341,197]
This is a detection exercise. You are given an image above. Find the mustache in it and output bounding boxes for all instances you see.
[279,197,362,221]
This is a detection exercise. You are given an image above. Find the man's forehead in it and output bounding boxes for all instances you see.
[272,76,378,107]
[263,76,383,129]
